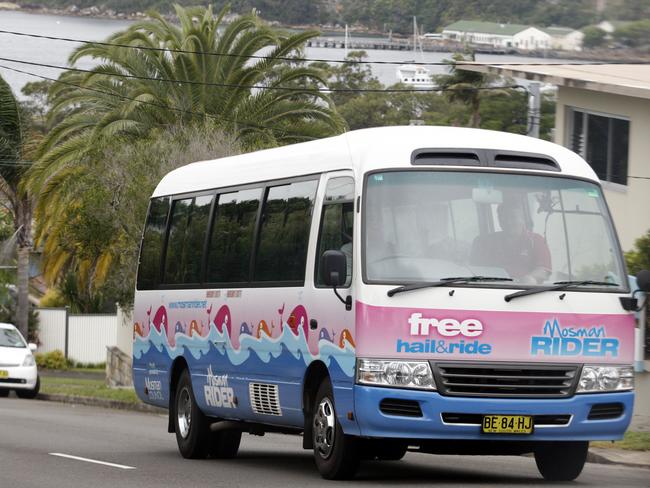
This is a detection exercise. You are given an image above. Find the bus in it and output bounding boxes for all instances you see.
[133,126,649,481]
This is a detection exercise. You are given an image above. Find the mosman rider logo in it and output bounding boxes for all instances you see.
[204,366,236,408]
[531,319,619,357]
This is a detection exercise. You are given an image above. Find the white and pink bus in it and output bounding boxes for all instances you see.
[133,126,649,481]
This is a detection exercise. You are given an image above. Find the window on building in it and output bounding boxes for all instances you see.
[163,195,214,285]
[568,107,629,185]
[254,180,318,283]
[137,197,170,289]
[315,177,355,287]
[206,188,262,284]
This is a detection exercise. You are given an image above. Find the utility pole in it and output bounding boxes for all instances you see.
[528,82,541,138]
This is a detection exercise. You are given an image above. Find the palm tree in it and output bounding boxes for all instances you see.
[0,75,35,340]
[26,4,344,302]
[437,52,497,128]
[29,4,342,190]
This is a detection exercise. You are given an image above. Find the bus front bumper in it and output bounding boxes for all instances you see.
[353,385,634,441]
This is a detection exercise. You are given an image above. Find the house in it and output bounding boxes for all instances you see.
[442,20,552,50]
[442,20,584,51]
[597,20,633,34]
[542,26,585,51]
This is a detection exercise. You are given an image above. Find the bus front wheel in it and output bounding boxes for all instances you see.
[174,369,210,459]
[312,379,360,479]
[534,441,589,481]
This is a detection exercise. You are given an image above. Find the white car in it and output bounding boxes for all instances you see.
[0,323,40,399]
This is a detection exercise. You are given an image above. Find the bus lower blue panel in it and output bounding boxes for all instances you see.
[355,386,634,441]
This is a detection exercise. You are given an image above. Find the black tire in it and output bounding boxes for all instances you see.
[174,369,210,459]
[208,429,242,459]
[366,440,408,461]
[534,441,589,481]
[312,379,360,480]
[0,389,9,398]
[16,376,40,400]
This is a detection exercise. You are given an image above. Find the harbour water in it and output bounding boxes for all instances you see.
[0,10,567,95]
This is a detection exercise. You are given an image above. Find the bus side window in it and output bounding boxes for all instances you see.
[316,177,355,287]
[206,188,262,284]
[163,195,213,285]
[137,197,170,290]
[254,180,318,282]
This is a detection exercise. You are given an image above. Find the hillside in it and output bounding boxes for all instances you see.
[12,0,650,33]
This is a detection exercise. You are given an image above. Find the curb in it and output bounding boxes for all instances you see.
[37,393,166,414]
[587,449,650,469]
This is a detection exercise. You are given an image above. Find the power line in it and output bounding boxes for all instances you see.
[1,29,649,68]
[0,64,276,132]
[0,55,525,93]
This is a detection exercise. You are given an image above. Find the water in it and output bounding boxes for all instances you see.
[0,10,566,95]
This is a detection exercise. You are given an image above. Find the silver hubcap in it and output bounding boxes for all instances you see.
[177,387,192,439]
[314,397,336,459]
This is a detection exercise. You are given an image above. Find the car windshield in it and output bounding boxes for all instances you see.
[364,171,626,290]
[0,327,26,348]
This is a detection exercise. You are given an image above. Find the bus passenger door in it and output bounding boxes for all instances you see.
[306,172,357,432]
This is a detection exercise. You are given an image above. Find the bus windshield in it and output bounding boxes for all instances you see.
[364,170,627,290]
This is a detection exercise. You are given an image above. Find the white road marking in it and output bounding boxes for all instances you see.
[48,453,136,470]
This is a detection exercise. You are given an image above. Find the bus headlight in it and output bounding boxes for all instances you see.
[356,359,436,390]
[577,365,634,393]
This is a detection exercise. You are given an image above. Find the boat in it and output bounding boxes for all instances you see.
[396,17,435,88]
[396,64,435,88]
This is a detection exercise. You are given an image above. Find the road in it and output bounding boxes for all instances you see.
[0,398,647,488]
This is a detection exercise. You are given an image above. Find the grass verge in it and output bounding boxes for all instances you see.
[40,376,139,404]
[592,431,650,451]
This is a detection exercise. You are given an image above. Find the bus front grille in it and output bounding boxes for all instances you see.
[432,362,579,398]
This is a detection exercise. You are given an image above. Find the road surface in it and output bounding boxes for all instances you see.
[0,398,647,487]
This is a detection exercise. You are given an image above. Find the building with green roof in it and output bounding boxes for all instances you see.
[442,20,583,51]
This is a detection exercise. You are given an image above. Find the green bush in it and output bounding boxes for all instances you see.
[35,350,72,370]
[73,361,106,370]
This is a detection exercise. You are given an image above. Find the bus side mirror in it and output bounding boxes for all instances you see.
[636,270,650,292]
[622,269,650,311]
[321,250,347,287]
[321,250,352,311]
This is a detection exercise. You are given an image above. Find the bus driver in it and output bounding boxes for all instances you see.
[470,201,551,284]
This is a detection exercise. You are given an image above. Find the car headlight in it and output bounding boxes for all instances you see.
[22,354,36,367]
[577,365,633,393]
[356,359,436,390]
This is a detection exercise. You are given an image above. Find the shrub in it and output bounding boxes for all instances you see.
[35,350,72,370]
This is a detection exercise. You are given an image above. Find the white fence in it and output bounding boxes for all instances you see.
[36,307,133,364]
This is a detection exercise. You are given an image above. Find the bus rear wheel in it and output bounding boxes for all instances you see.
[312,379,360,480]
[174,369,210,459]
[534,441,588,481]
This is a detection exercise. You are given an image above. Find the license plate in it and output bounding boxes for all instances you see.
[0,370,8,378]
[482,415,534,434]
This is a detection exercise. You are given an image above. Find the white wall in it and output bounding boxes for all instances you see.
[36,308,131,364]
[36,308,67,352]
[513,27,552,50]
[555,87,650,250]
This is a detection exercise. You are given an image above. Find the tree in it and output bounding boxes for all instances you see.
[582,26,607,49]
[0,75,36,339]
[27,5,345,307]
[436,52,498,128]
[34,123,239,311]
[626,230,650,276]
[614,19,650,48]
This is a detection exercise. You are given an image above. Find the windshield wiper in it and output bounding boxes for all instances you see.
[387,276,513,297]
[504,280,620,302]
